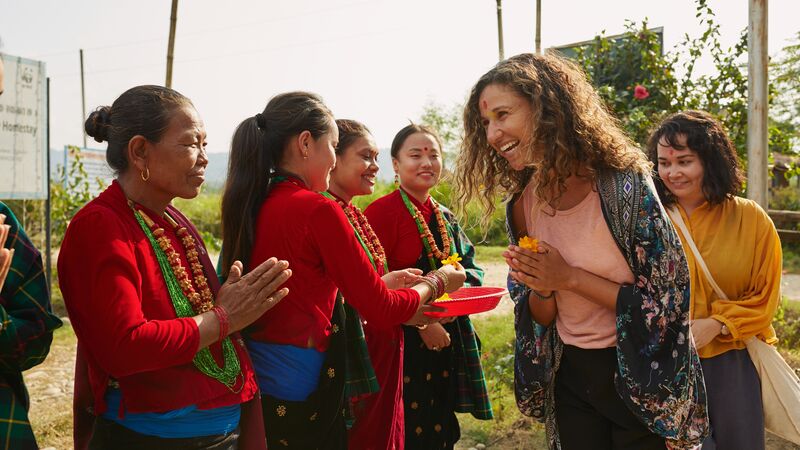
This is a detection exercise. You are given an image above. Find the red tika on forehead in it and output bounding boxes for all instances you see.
[481,100,488,110]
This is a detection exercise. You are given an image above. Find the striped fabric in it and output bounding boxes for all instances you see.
[0,202,63,450]
[342,301,380,400]
[444,207,494,420]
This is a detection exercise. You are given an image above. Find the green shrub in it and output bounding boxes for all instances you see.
[774,299,800,350]
[770,186,800,211]
[173,189,223,252]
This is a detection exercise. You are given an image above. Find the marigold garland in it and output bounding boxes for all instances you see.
[130,203,242,389]
[398,189,456,269]
[322,192,388,274]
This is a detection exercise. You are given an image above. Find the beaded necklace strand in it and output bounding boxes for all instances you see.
[130,203,242,390]
[398,189,455,269]
[321,192,389,274]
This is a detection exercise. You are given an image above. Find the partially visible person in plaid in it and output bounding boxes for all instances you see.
[0,201,63,450]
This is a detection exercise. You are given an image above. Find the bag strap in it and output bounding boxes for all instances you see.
[666,206,729,301]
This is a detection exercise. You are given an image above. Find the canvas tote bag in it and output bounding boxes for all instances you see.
[667,206,800,445]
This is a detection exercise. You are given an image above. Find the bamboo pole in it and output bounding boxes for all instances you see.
[535,0,542,54]
[165,0,179,88]
[496,0,505,61]
[747,0,768,207]
[79,49,86,148]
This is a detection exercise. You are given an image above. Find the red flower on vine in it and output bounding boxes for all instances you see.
[633,85,650,100]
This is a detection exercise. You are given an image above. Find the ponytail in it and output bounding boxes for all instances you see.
[220,91,333,276]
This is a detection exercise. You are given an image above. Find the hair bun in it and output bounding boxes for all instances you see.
[254,112,266,129]
[85,107,111,143]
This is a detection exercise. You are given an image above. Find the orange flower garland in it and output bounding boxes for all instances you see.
[137,208,214,314]
[322,192,388,273]
[342,203,388,273]
[400,190,452,263]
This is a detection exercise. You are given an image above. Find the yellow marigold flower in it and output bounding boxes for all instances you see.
[518,236,539,252]
[436,293,453,302]
[441,253,462,267]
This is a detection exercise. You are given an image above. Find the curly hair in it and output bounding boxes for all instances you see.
[647,110,744,207]
[453,53,650,225]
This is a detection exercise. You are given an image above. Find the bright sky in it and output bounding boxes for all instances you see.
[1,0,798,155]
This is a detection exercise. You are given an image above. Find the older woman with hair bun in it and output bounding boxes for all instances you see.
[58,85,291,450]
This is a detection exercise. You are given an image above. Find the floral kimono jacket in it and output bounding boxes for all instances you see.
[509,168,709,450]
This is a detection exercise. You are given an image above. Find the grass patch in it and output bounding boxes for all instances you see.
[775,299,800,352]
[26,324,77,450]
[782,243,800,273]
[457,313,547,449]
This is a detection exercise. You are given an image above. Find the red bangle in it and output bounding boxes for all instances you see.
[423,272,444,299]
[212,305,229,343]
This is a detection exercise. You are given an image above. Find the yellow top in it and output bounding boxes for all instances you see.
[673,196,782,359]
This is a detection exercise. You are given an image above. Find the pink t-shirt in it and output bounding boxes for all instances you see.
[522,183,633,348]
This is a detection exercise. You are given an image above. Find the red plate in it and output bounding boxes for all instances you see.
[424,286,508,318]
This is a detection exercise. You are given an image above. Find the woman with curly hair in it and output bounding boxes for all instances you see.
[453,53,708,449]
[649,110,782,450]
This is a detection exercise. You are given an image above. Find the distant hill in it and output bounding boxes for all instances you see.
[206,150,394,188]
[50,148,395,190]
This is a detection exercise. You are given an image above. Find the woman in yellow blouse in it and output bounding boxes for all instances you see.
[649,110,781,450]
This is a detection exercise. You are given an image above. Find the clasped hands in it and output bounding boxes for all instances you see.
[504,240,576,295]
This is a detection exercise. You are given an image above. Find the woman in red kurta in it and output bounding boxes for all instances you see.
[59,85,290,450]
[220,92,466,449]
[326,119,422,449]
[365,124,493,450]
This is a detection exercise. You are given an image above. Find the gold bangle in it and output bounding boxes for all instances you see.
[416,277,439,303]
[434,269,449,293]
[415,324,428,330]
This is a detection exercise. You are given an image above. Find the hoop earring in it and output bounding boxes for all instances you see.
[141,167,150,181]
[393,174,399,187]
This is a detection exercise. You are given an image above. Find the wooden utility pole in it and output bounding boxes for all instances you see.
[496,0,505,61]
[535,0,542,54]
[79,49,87,147]
[747,0,768,208]
[165,0,179,88]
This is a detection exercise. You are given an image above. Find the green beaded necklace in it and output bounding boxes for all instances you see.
[398,189,455,269]
[132,208,242,390]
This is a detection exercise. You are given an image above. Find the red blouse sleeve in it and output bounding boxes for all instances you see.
[310,200,419,327]
[58,210,200,378]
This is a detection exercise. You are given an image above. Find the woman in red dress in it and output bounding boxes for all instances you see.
[326,119,423,449]
[365,124,493,450]
[59,85,290,450]
[220,92,466,449]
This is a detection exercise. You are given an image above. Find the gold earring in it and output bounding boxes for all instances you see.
[394,174,399,187]
[141,167,150,181]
